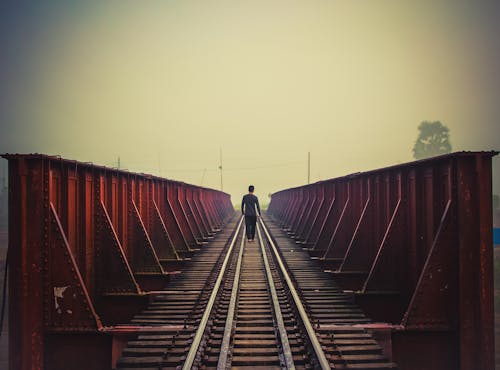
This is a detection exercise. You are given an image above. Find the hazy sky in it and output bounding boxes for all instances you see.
[1,1,499,203]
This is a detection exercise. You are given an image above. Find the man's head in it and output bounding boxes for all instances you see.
[248,185,254,193]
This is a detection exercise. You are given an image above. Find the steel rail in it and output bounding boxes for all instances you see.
[217,226,246,369]
[183,216,244,370]
[259,217,331,369]
[256,223,296,370]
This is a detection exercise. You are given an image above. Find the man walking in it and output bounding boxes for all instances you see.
[241,185,261,241]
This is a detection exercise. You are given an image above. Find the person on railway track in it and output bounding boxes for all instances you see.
[241,185,261,242]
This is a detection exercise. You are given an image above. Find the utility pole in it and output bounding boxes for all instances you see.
[218,147,223,191]
[307,152,311,184]
[158,153,162,176]
[200,168,207,186]
[117,156,121,170]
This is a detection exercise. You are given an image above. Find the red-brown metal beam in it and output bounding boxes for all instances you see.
[268,151,497,370]
[1,153,233,370]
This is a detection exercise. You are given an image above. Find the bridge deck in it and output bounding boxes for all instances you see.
[0,151,497,370]
[115,215,396,369]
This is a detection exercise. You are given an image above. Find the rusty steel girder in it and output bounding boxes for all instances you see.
[2,153,233,370]
[268,151,498,370]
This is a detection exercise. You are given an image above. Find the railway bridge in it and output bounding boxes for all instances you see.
[1,151,497,370]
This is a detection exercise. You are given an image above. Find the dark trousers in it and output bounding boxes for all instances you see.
[245,215,257,240]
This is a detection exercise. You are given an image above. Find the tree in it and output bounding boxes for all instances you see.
[412,121,452,160]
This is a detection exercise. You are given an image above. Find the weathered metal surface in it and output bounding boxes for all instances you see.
[168,181,200,247]
[263,219,397,369]
[217,224,245,369]
[4,151,496,370]
[259,218,330,369]
[182,217,243,370]
[115,215,396,369]
[268,151,497,370]
[2,153,233,370]
[116,217,240,369]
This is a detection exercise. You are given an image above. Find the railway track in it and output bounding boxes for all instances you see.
[117,214,397,369]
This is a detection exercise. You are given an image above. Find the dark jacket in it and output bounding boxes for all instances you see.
[241,193,261,216]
